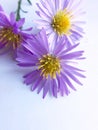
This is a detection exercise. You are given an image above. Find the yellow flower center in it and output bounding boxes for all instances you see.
[38,54,61,78]
[0,27,21,49]
[51,10,71,35]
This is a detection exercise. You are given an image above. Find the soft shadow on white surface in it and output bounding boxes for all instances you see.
[0,0,98,130]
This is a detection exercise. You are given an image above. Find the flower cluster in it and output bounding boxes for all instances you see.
[0,0,85,98]
[0,7,31,55]
[35,0,85,48]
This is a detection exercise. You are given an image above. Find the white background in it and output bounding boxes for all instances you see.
[0,0,98,130]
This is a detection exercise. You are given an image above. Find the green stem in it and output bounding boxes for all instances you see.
[27,0,32,5]
[16,0,32,21]
[16,0,22,21]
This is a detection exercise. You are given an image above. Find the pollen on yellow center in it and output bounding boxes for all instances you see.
[0,27,21,49]
[38,54,61,78]
[51,10,71,35]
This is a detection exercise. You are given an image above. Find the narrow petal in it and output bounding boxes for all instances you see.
[66,0,74,11]
[71,70,86,78]
[51,78,58,98]
[0,12,10,26]
[70,32,82,41]
[56,75,65,96]
[22,41,43,57]
[37,78,46,94]
[23,70,38,78]
[63,64,85,72]
[23,30,49,57]
[31,76,43,91]
[53,37,65,55]
[0,42,7,49]
[24,70,40,85]
[16,46,38,67]
[65,70,83,85]
[40,0,53,16]
[62,43,79,54]
[61,72,76,90]
[22,27,32,31]
[36,3,51,18]
[59,51,84,60]
[43,77,51,98]
[62,0,68,9]
[10,12,16,25]
[0,43,11,54]
[55,0,59,11]
[71,25,84,35]
[16,18,25,28]
[57,75,70,96]
[37,28,49,52]
[0,5,3,11]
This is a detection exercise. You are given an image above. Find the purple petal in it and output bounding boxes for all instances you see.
[39,0,53,16]
[65,35,76,47]
[10,12,16,25]
[37,28,49,52]
[72,25,84,34]
[24,70,39,85]
[0,42,7,49]
[22,29,49,57]
[22,42,40,57]
[23,70,38,78]
[59,51,84,60]
[62,43,79,54]
[43,77,51,98]
[0,12,11,26]
[51,78,58,98]
[31,76,43,91]
[70,30,83,41]
[56,75,64,96]
[16,46,38,67]
[16,18,25,28]
[70,70,86,78]
[61,72,76,91]
[55,0,59,11]
[57,74,70,96]
[37,78,46,94]
[62,0,68,9]
[23,27,32,31]
[63,64,85,72]
[0,5,3,11]
[40,0,55,15]
[46,0,55,14]
[53,37,65,55]
[0,43,11,55]
[66,0,74,10]
[36,3,51,18]
[35,11,41,17]
[65,70,83,85]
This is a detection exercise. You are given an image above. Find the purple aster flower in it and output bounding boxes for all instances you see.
[0,5,31,54]
[35,0,85,48]
[16,29,85,98]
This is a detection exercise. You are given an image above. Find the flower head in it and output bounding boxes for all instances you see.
[16,29,85,98]
[0,6,31,54]
[35,0,85,47]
